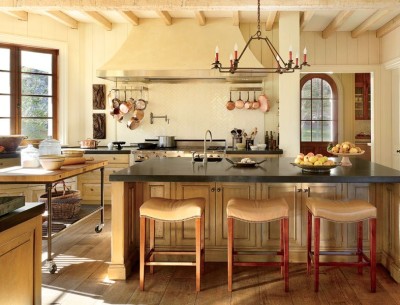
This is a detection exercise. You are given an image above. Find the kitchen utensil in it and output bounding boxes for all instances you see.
[127,117,140,130]
[113,141,126,150]
[133,109,145,121]
[119,100,133,114]
[79,138,100,149]
[235,92,244,109]
[135,98,147,110]
[137,142,158,149]
[158,136,176,148]
[252,91,260,109]
[39,155,65,170]
[244,91,253,109]
[258,94,270,112]
[226,92,235,110]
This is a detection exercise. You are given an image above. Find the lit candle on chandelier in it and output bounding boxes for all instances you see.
[215,46,219,62]
[303,47,307,63]
[289,45,293,61]
[295,52,299,66]
[230,54,233,67]
[234,43,238,60]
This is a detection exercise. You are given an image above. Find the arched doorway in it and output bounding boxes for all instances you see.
[300,74,338,155]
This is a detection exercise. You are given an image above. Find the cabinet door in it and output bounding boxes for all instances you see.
[174,182,215,247]
[142,182,171,246]
[305,183,344,249]
[260,183,302,249]
[215,182,257,248]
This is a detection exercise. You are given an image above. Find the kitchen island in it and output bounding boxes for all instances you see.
[109,157,400,283]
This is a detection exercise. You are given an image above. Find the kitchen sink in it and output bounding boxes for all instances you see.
[193,157,223,162]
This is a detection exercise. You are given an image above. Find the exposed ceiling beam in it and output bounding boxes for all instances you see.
[376,13,400,37]
[45,10,78,29]
[157,10,172,25]
[85,11,112,30]
[351,9,389,38]
[195,10,206,26]
[3,10,28,21]
[233,11,240,26]
[265,11,277,31]
[300,11,314,30]
[120,11,139,26]
[322,10,354,38]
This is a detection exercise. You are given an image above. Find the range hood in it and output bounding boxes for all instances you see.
[96,19,265,83]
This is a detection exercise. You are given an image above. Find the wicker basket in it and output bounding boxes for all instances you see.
[39,182,82,219]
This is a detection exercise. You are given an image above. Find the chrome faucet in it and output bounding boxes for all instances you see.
[204,130,213,164]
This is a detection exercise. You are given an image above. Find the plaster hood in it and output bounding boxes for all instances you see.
[96,19,265,83]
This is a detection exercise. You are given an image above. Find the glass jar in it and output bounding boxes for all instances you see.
[21,144,40,168]
[39,136,61,156]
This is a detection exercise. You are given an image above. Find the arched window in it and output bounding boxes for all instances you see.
[300,74,338,155]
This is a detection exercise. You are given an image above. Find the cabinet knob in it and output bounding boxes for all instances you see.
[211,188,215,192]
[397,150,400,153]
[217,188,221,192]
[297,189,302,192]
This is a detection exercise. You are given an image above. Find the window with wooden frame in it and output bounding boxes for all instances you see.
[0,43,58,139]
[300,74,338,155]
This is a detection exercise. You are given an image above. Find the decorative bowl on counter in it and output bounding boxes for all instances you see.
[250,145,258,151]
[0,135,27,152]
[235,143,246,150]
[257,143,267,150]
[328,151,365,166]
[290,162,339,173]
[39,155,65,170]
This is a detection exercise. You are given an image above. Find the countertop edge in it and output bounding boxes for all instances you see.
[0,202,45,232]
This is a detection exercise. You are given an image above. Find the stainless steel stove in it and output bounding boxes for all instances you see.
[131,139,226,164]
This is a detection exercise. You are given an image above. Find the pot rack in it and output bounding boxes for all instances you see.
[230,87,263,92]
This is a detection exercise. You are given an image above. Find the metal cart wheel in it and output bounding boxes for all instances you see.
[95,224,103,233]
[49,262,57,274]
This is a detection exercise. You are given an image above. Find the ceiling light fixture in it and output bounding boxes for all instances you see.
[211,0,309,74]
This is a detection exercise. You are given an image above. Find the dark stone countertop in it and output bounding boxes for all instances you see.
[225,148,283,155]
[0,202,45,233]
[109,157,400,184]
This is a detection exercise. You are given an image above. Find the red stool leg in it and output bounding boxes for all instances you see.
[280,218,284,276]
[139,217,146,291]
[201,212,205,274]
[283,217,289,292]
[370,218,377,292]
[357,221,363,275]
[314,217,320,292]
[195,217,201,292]
[227,218,234,292]
[307,210,312,275]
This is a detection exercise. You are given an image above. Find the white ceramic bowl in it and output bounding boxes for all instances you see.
[39,155,65,170]
[250,145,258,151]
[62,149,85,158]
[257,144,267,150]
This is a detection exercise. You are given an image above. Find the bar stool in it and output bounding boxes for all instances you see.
[227,197,289,292]
[306,197,377,292]
[139,197,205,292]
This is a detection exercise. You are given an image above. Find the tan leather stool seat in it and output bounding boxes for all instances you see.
[227,197,290,292]
[140,197,205,221]
[306,197,376,222]
[227,198,289,222]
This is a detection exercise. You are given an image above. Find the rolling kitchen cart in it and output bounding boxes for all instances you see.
[0,160,108,273]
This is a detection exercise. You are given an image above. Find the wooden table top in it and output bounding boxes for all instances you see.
[0,160,108,184]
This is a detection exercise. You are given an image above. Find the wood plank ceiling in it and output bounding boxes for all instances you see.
[0,0,400,38]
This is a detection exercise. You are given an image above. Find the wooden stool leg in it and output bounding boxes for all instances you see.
[195,217,201,292]
[314,217,320,292]
[149,219,155,274]
[201,212,205,274]
[283,217,289,292]
[307,210,312,275]
[280,219,284,277]
[370,218,377,292]
[139,217,146,291]
[357,221,363,275]
[227,218,234,292]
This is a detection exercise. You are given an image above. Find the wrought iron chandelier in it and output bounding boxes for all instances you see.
[211,0,309,74]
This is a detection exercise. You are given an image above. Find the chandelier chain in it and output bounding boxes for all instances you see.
[257,0,261,36]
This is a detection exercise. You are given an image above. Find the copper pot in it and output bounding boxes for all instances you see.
[226,92,235,110]
[235,92,244,109]
[79,138,100,149]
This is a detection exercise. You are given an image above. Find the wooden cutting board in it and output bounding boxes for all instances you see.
[63,157,94,165]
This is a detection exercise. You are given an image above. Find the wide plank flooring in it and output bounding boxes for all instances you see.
[42,208,400,305]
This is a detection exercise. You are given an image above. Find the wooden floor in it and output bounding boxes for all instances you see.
[42,209,400,305]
